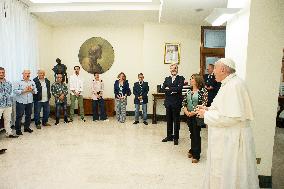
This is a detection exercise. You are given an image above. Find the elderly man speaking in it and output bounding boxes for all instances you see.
[196,58,259,189]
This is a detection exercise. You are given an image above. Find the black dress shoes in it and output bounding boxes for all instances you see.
[162,137,173,142]
[143,121,148,125]
[133,121,139,124]
[174,139,179,145]
[8,135,19,138]
[0,149,7,154]
[16,131,23,135]
[24,128,33,133]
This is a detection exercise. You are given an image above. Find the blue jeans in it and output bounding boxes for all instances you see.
[55,101,68,121]
[134,103,147,121]
[34,101,50,125]
[92,99,107,120]
[15,102,32,132]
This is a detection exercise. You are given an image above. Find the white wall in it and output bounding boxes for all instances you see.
[37,20,53,78]
[226,0,251,80]
[38,22,201,114]
[226,0,284,176]
[246,0,283,176]
[143,23,200,114]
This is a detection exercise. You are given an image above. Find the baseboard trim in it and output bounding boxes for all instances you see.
[258,175,272,188]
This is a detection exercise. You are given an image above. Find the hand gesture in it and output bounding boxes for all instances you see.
[183,107,196,117]
[196,108,206,118]
[24,86,32,93]
[196,105,208,111]
[59,93,65,100]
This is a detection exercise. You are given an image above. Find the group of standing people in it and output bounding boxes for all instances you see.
[0,58,260,189]
[114,72,149,125]
[160,59,259,188]
[160,63,212,164]
[160,62,221,162]
[0,65,110,153]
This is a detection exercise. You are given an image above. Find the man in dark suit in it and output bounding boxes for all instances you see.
[162,64,185,145]
[204,64,221,106]
[33,70,51,129]
[133,73,149,125]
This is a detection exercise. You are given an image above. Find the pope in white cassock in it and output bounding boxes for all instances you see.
[196,58,259,189]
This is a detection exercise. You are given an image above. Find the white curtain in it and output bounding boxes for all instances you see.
[0,0,39,82]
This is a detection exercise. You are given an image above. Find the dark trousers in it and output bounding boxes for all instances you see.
[55,101,68,122]
[187,116,201,160]
[92,99,107,120]
[207,92,217,107]
[34,101,50,125]
[166,106,181,140]
[15,102,32,132]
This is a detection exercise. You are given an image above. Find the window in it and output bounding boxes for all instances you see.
[200,26,226,75]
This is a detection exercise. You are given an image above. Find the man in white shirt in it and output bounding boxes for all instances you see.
[69,66,85,122]
[196,58,259,189]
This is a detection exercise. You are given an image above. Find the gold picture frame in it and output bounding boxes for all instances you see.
[164,43,180,64]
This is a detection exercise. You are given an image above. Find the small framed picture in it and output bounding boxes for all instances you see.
[164,43,180,64]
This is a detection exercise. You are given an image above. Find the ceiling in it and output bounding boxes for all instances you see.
[22,0,228,27]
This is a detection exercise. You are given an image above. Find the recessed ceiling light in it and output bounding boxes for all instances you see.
[30,0,152,3]
[205,8,241,26]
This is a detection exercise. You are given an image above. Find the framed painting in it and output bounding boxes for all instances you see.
[164,43,180,64]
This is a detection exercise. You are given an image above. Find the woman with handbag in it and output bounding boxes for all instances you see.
[183,73,208,163]
[114,72,131,123]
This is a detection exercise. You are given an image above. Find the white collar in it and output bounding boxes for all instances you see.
[221,73,236,86]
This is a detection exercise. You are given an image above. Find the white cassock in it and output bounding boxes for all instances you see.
[203,73,259,189]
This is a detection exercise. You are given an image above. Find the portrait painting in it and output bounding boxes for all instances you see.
[164,43,180,64]
[78,37,115,74]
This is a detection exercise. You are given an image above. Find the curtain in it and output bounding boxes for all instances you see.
[0,0,39,82]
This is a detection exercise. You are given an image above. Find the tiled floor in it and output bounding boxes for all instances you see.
[0,117,208,189]
[0,116,278,189]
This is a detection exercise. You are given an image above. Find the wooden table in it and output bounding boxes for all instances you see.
[152,93,165,124]
[79,97,115,117]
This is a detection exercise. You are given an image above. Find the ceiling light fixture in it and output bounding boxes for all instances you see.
[205,8,241,26]
[30,0,152,3]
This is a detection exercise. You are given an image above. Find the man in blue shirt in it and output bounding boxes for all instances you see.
[14,70,37,135]
[0,67,18,139]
